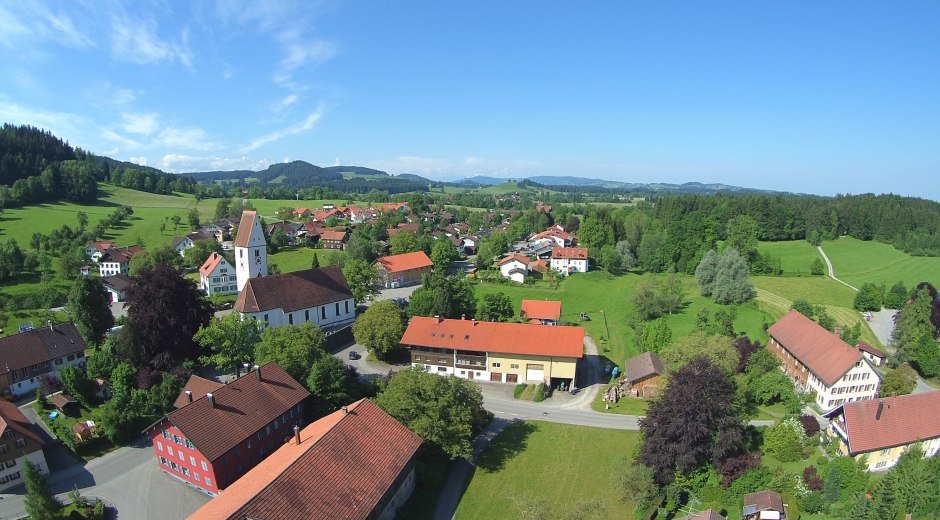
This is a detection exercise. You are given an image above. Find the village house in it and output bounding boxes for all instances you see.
[461,235,478,255]
[387,222,420,238]
[496,253,531,283]
[187,399,422,520]
[824,391,940,472]
[550,247,589,275]
[266,222,303,244]
[98,245,143,277]
[102,273,133,303]
[402,317,584,388]
[146,363,310,496]
[172,231,212,257]
[535,204,553,213]
[532,228,574,248]
[520,299,562,325]
[375,251,434,289]
[742,489,787,520]
[767,310,881,411]
[84,241,113,263]
[624,352,665,398]
[199,252,237,296]
[234,211,268,292]
[319,229,349,250]
[234,266,356,330]
[291,207,314,219]
[856,341,886,366]
[0,401,48,491]
[0,322,87,398]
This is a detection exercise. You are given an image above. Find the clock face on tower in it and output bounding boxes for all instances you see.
[256,257,261,264]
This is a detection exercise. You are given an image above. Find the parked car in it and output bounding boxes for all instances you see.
[348,351,361,360]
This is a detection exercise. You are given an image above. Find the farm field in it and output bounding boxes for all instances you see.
[454,421,641,520]
[821,236,940,289]
[756,240,824,276]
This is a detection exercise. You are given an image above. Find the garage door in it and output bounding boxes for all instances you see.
[506,374,518,383]
[490,372,502,382]
[525,364,545,382]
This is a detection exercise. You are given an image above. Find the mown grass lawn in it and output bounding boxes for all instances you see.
[821,236,940,289]
[268,247,347,273]
[757,240,825,276]
[591,396,649,415]
[454,421,641,520]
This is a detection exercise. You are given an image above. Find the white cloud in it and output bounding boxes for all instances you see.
[158,126,216,152]
[121,112,160,136]
[270,93,299,113]
[0,99,86,141]
[241,104,326,153]
[101,128,142,150]
[0,2,93,50]
[127,156,149,166]
[109,12,192,68]
[273,31,338,87]
[157,154,270,173]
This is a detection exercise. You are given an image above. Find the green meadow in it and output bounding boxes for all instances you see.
[821,236,940,288]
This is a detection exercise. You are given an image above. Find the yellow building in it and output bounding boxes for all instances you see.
[825,391,940,471]
[401,316,583,387]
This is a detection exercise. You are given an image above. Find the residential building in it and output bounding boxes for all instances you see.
[461,235,478,255]
[187,399,422,520]
[742,489,787,520]
[533,228,573,248]
[387,222,420,238]
[375,251,434,288]
[680,511,727,520]
[146,363,310,496]
[266,222,303,244]
[174,375,224,409]
[319,229,349,250]
[0,401,48,491]
[234,210,268,292]
[84,241,113,263]
[291,207,314,219]
[234,266,355,330]
[535,204,553,213]
[402,317,584,387]
[199,252,237,296]
[172,232,212,257]
[824,391,940,472]
[102,273,133,303]
[550,247,589,274]
[51,393,79,416]
[0,322,87,399]
[624,352,665,398]
[767,310,880,411]
[520,299,562,325]
[496,254,530,283]
[98,245,143,277]
[856,341,886,366]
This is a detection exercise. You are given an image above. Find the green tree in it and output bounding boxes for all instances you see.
[658,270,684,314]
[59,365,92,404]
[23,460,60,520]
[194,313,262,377]
[271,228,290,248]
[352,300,406,360]
[894,288,937,370]
[375,366,486,459]
[477,292,514,322]
[254,322,325,383]
[0,238,26,281]
[854,283,884,311]
[884,281,909,309]
[763,417,806,462]
[86,339,119,380]
[879,365,917,397]
[544,268,559,289]
[695,249,720,296]
[408,275,477,319]
[183,239,223,268]
[311,252,320,269]
[110,362,137,401]
[615,240,637,270]
[342,259,379,304]
[214,198,232,220]
[389,231,422,255]
[712,248,755,304]
[188,208,201,230]
[726,215,759,259]
[631,280,663,320]
[430,239,458,274]
[66,276,114,347]
[634,318,673,354]
[577,216,614,250]
[911,335,940,378]
[791,298,815,318]
[660,332,738,374]
[76,210,89,231]
[810,257,825,276]
[749,369,801,412]
[840,322,862,347]
[170,215,182,230]
[306,355,353,417]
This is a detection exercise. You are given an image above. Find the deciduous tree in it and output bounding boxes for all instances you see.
[66,275,114,347]
[660,332,738,374]
[342,259,379,304]
[712,248,755,304]
[254,322,325,383]
[352,300,406,361]
[306,355,353,417]
[23,460,60,520]
[194,313,262,377]
[430,238,458,274]
[477,292,514,322]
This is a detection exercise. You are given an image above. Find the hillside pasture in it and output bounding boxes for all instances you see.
[822,236,940,288]
[269,247,347,273]
[756,240,824,276]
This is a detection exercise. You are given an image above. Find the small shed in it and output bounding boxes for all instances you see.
[624,352,665,398]
[73,420,96,442]
[742,489,786,520]
[51,393,80,417]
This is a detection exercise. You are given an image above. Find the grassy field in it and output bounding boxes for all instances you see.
[756,240,824,276]
[454,421,641,520]
[821,236,940,288]
[591,396,649,415]
[268,247,347,273]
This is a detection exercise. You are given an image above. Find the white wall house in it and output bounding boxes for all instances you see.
[0,402,49,491]
[497,254,529,283]
[0,323,88,399]
[234,266,356,330]
[549,247,589,275]
[199,252,238,296]
[234,210,268,292]
[98,246,142,277]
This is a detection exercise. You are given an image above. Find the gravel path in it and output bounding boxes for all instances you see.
[817,245,858,291]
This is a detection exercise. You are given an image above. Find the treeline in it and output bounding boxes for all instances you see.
[0,124,77,184]
[107,166,199,195]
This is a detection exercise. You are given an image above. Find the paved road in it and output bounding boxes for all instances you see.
[816,245,858,291]
[869,309,897,352]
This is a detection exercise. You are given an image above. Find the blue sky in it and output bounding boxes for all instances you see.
[1,1,938,199]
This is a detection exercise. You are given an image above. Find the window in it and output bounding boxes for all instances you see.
[167,446,174,456]
[8,472,20,481]
[157,442,164,452]
[288,313,293,325]
[335,302,340,315]
[437,367,447,372]
[875,461,887,469]
[179,451,184,461]
[0,444,6,454]
[305,310,309,321]
[16,438,26,448]
[240,250,244,258]
[194,472,201,483]
[55,358,63,365]
[248,438,252,448]
[201,460,208,471]
[182,467,190,477]
[5,460,15,468]
[190,456,196,466]
[205,477,211,487]
[160,457,168,466]
[67,354,75,361]
[437,357,448,363]
[880,448,891,455]
[321,306,326,319]
[492,362,501,368]
[254,249,260,258]
[264,314,269,323]
[510,364,519,369]
[460,371,466,375]
[173,434,182,444]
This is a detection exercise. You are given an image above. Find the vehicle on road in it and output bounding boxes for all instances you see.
[348,351,361,360]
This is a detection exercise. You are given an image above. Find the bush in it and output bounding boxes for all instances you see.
[533,383,546,402]
[800,414,820,436]
[719,451,762,487]
[513,384,527,399]
[764,418,807,462]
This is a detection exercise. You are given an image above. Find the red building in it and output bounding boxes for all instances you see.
[146,363,310,496]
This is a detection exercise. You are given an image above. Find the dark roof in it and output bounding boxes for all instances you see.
[767,310,863,386]
[856,341,886,358]
[101,273,133,291]
[0,322,87,374]
[743,489,784,513]
[234,266,352,314]
[51,393,78,409]
[0,401,44,446]
[166,363,310,462]
[625,352,664,384]
[836,391,940,454]
[99,245,143,264]
[173,375,225,409]
[188,399,423,520]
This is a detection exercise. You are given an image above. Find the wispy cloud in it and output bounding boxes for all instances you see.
[270,94,300,114]
[273,30,338,88]
[0,2,93,50]
[158,153,271,173]
[241,104,327,153]
[109,12,192,68]
[0,99,86,141]
[121,112,160,136]
[158,126,216,152]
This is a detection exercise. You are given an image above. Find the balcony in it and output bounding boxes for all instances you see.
[455,354,486,370]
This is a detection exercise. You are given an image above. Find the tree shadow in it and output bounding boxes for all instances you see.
[474,420,536,473]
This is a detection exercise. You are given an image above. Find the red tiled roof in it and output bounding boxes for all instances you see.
[51,393,77,409]
[529,259,549,273]
[0,322,87,374]
[292,207,313,217]
[99,245,143,264]
[839,391,940,454]
[89,241,113,253]
[743,490,784,513]
[625,352,664,385]
[188,399,422,520]
[376,251,433,273]
[401,317,584,358]
[320,230,348,241]
[856,341,886,358]
[198,252,226,277]
[233,211,258,248]
[234,266,352,313]
[0,401,44,446]
[497,253,530,266]
[520,300,562,321]
[173,375,224,409]
[767,310,862,386]
[551,247,588,259]
[166,363,310,462]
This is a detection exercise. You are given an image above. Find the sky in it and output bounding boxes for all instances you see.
[1,1,938,199]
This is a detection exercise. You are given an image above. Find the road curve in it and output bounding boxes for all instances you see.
[816,245,858,291]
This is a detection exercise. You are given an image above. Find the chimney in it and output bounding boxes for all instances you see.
[293,425,301,445]
[185,390,193,403]
[48,320,54,331]
[461,314,466,320]
[206,393,215,408]
[342,406,348,416]
[876,398,885,420]
[254,364,261,381]
[243,362,250,376]
[434,315,442,323]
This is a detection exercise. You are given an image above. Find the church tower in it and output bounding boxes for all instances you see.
[234,210,268,291]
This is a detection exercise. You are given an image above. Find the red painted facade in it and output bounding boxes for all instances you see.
[149,403,305,496]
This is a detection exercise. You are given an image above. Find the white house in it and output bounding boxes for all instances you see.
[98,246,143,277]
[496,254,530,283]
[0,402,49,491]
[172,232,212,257]
[102,273,133,303]
[199,252,238,296]
[550,247,589,275]
[0,322,88,399]
[234,210,268,292]
[84,241,113,263]
[234,266,355,330]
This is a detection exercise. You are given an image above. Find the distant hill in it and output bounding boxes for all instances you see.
[323,166,388,176]
[457,175,512,186]
[454,174,787,195]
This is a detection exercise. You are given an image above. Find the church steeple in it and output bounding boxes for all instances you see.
[234,210,267,291]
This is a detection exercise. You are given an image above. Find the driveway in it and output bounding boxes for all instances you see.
[869,309,898,352]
